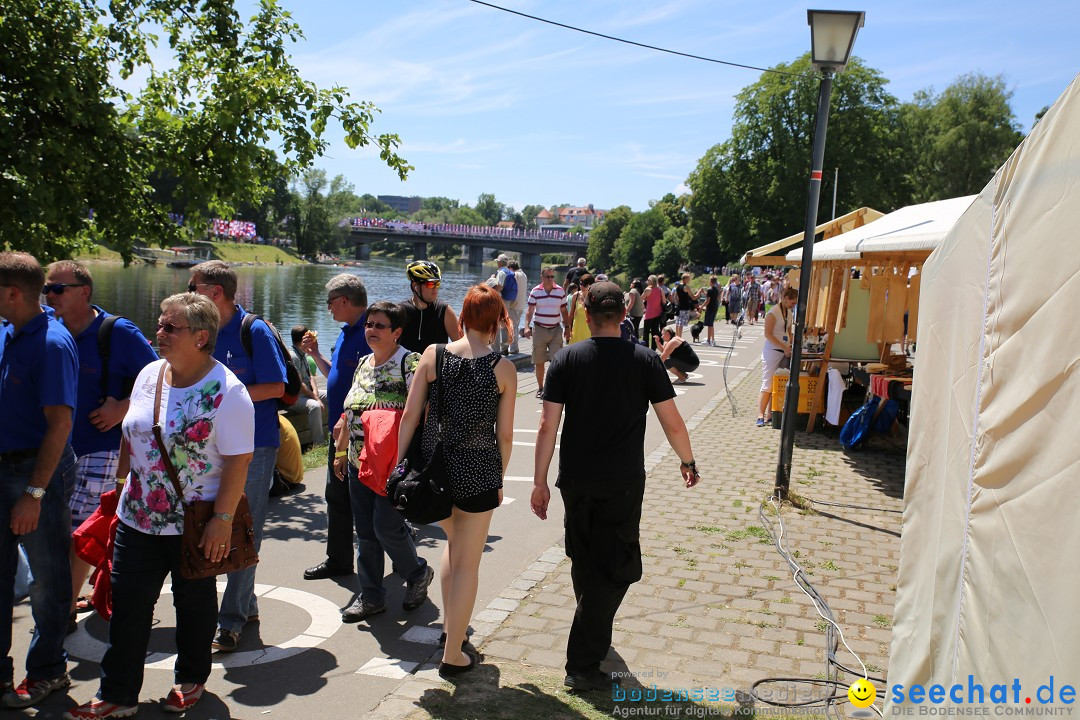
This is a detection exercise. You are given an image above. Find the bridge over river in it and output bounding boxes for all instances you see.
[347,223,588,273]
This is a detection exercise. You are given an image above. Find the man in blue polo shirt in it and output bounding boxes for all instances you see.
[189,261,287,653]
[0,252,79,709]
[43,260,158,621]
[298,273,369,581]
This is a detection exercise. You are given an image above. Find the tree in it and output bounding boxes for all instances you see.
[422,196,460,214]
[586,205,632,272]
[614,209,670,279]
[358,194,393,216]
[519,204,545,230]
[901,73,1023,202]
[0,0,410,263]
[475,193,504,226]
[685,53,905,261]
[652,226,688,278]
[288,170,332,256]
[651,193,689,228]
[452,206,487,227]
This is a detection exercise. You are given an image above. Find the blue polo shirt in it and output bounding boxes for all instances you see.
[326,313,369,434]
[66,307,159,456]
[213,304,288,448]
[0,311,78,452]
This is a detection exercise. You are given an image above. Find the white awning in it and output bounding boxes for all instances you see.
[842,195,976,254]
[784,234,860,262]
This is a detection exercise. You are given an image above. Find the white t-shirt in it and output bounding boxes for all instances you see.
[118,359,255,535]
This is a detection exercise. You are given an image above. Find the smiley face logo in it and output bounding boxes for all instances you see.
[848,678,877,708]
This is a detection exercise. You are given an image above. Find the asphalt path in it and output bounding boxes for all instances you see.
[16,322,766,719]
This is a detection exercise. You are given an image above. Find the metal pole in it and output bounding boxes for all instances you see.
[832,167,839,220]
[775,69,834,500]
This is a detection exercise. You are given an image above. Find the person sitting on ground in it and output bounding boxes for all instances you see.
[65,292,254,719]
[756,287,797,427]
[289,324,325,448]
[398,284,517,677]
[656,325,700,385]
[333,301,433,623]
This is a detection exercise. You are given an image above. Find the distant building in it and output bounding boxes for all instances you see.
[378,195,422,215]
[535,204,606,228]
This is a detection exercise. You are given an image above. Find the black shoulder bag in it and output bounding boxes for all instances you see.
[386,345,453,524]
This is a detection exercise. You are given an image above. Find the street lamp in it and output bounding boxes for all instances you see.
[774,10,864,501]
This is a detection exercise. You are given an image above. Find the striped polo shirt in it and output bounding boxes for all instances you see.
[528,284,567,327]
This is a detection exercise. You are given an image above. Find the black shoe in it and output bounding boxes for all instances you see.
[564,670,611,692]
[500,349,509,357]
[438,651,477,678]
[67,612,78,635]
[303,561,352,580]
[403,565,435,611]
[342,597,387,623]
[211,628,239,653]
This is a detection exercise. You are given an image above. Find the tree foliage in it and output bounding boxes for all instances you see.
[614,209,670,279]
[586,205,632,272]
[0,0,410,262]
[651,226,687,278]
[474,193,505,226]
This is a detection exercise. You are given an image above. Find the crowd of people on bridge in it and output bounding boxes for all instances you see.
[0,249,705,717]
[351,217,585,243]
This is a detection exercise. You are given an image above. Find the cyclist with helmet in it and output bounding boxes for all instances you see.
[400,260,462,353]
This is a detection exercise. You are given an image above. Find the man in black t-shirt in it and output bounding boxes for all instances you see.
[531,281,702,692]
[563,257,588,291]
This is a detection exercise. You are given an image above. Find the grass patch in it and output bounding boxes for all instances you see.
[302,442,328,471]
[806,466,823,479]
[672,546,690,556]
[690,524,724,535]
[685,558,698,570]
[733,560,750,570]
[208,241,304,264]
[669,615,689,627]
[816,620,830,633]
[74,243,124,262]
[725,526,770,544]
[733,499,743,508]
[677,579,686,588]
[820,560,840,571]
[873,614,892,628]
[764,575,781,582]
[779,595,793,604]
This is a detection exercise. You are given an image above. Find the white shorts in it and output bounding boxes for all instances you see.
[761,347,789,392]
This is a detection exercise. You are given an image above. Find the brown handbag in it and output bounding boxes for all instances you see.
[152,364,258,580]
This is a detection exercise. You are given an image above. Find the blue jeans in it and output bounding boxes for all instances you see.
[98,522,216,706]
[218,445,276,633]
[350,481,427,605]
[0,447,76,682]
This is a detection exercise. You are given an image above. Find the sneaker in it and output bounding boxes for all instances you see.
[341,597,386,623]
[211,628,239,653]
[756,417,766,427]
[163,683,204,713]
[535,388,544,400]
[2,674,72,708]
[403,565,435,611]
[64,700,138,719]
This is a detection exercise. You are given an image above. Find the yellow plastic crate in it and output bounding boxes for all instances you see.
[770,370,825,414]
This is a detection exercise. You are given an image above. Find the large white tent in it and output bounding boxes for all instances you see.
[886,73,1080,709]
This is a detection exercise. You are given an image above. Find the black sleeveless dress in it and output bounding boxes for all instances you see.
[421,350,503,502]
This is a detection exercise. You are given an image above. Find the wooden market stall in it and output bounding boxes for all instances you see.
[740,207,884,266]
[782,196,977,431]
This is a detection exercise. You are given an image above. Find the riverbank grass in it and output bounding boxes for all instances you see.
[208,241,304,264]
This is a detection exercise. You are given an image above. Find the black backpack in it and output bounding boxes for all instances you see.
[97,315,136,404]
[239,313,302,409]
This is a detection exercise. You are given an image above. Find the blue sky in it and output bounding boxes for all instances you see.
[276,0,1079,214]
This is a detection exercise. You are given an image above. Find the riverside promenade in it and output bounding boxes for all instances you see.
[374,356,907,719]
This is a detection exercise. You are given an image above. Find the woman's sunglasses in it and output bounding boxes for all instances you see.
[364,321,392,331]
[156,322,191,334]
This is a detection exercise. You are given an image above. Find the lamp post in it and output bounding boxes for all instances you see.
[774,9,864,500]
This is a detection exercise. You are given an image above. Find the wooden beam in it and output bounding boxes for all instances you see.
[806,267,847,433]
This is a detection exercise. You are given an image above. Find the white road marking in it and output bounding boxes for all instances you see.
[66,583,343,670]
[356,657,420,679]
[399,626,442,645]
[501,496,516,505]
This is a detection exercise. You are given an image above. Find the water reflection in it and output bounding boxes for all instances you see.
[88,258,492,341]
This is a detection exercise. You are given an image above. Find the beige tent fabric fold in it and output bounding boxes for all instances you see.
[887,71,1080,710]
[907,271,921,342]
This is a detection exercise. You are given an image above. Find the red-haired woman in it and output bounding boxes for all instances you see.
[398,284,517,677]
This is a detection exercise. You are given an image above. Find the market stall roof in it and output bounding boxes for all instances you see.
[785,195,977,263]
[740,207,883,266]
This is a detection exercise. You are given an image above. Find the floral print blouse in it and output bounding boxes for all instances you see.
[342,346,419,465]
[118,359,254,535]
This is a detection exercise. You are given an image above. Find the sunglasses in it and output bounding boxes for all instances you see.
[43,283,86,295]
[542,274,555,279]
[364,321,392,331]
[326,295,343,307]
[188,282,217,293]
[420,280,440,289]
[156,322,191,334]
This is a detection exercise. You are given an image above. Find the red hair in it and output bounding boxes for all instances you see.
[459,283,512,338]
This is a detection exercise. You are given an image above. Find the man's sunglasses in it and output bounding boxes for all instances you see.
[364,321,392,330]
[420,280,440,289]
[188,282,216,293]
[43,283,86,295]
[156,322,190,334]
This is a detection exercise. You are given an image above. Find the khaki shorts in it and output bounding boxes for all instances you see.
[531,324,564,364]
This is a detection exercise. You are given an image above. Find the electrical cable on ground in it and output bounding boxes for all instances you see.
[751,494,885,719]
[466,0,812,79]
[720,314,744,416]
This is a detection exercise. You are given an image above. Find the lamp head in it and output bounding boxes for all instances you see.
[807,9,865,72]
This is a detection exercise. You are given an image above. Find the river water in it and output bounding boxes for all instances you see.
[88,257,493,341]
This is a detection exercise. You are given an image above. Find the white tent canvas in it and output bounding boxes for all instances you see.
[886,73,1080,710]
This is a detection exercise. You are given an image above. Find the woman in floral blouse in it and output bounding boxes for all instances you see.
[332,301,432,624]
[66,293,254,720]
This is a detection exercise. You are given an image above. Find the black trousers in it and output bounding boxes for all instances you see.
[561,487,643,675]
[643,317,662,350]
[324,435,355,570]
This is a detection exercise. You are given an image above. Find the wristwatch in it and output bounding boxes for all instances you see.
[24,486,46,500]
[213,512,233,522]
